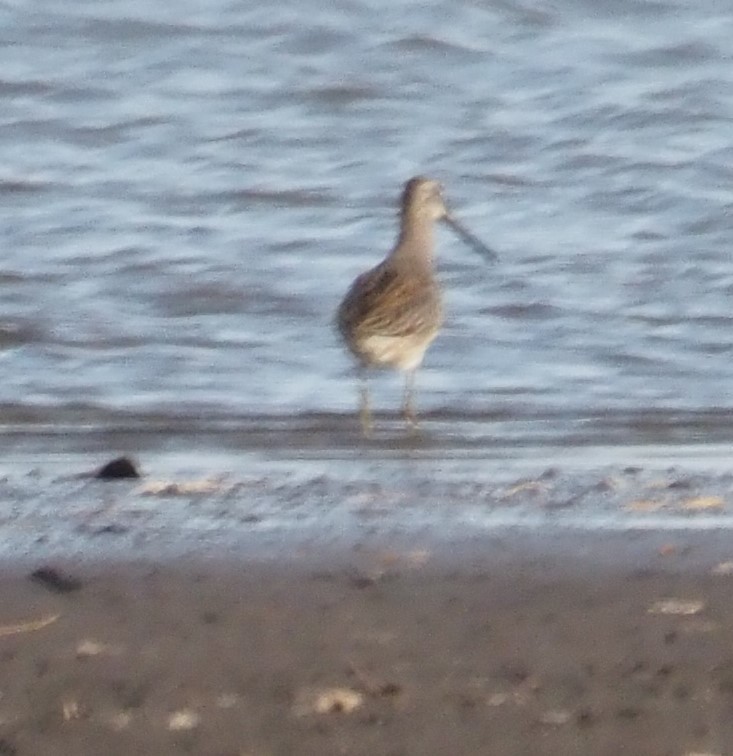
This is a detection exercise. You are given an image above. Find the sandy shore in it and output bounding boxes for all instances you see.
[0,531,732,755]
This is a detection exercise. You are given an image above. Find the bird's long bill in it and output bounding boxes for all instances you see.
[444,214,498,262]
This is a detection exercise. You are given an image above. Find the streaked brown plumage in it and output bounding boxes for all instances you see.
[336,177,447,434]
[337,176,497,435]
[338,252,443,370]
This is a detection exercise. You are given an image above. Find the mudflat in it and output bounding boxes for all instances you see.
[0,531,731,756]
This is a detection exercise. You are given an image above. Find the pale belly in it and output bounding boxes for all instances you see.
[358,331,438,372]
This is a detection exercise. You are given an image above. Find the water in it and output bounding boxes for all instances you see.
[1,0,733,481]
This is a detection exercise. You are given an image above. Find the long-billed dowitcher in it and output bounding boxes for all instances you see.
[337,176,496,435]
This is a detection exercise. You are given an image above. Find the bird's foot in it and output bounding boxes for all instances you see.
[360,406,373,438]
[403,406,419,436]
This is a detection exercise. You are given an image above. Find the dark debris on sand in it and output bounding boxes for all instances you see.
[94,456,141,480]
[29,566,82,593]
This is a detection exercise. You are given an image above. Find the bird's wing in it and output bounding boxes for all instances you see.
[338,264,440,339]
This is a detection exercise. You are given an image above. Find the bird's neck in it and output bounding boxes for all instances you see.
[392,213,436,271]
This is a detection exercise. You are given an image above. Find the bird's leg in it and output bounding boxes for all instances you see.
[402,370,418,432]
[359,372,373,437]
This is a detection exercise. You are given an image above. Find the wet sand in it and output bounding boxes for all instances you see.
[1,531,732,756]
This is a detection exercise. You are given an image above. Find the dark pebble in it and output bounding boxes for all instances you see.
[29,566,83,593]
[95,456,140,480]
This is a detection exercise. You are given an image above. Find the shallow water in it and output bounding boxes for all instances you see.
[1,0,733,503]
[4,448,733,564]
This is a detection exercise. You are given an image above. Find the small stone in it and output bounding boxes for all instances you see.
[138,479,224,496]
[681,496,724,511]
[76,639,122,658]
[62,699,82,721]
[167,709,200,731]
[648,599,705,616]
[711,561,733,576]
[539,709,571,726]
[292,687,364,716]
[95,457,140,480]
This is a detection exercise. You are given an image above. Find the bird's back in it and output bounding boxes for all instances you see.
[337,258,442,370]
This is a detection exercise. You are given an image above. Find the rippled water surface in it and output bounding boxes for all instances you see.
[1,0,733,462]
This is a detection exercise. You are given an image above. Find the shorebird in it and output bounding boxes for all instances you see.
[336,176,496,435]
